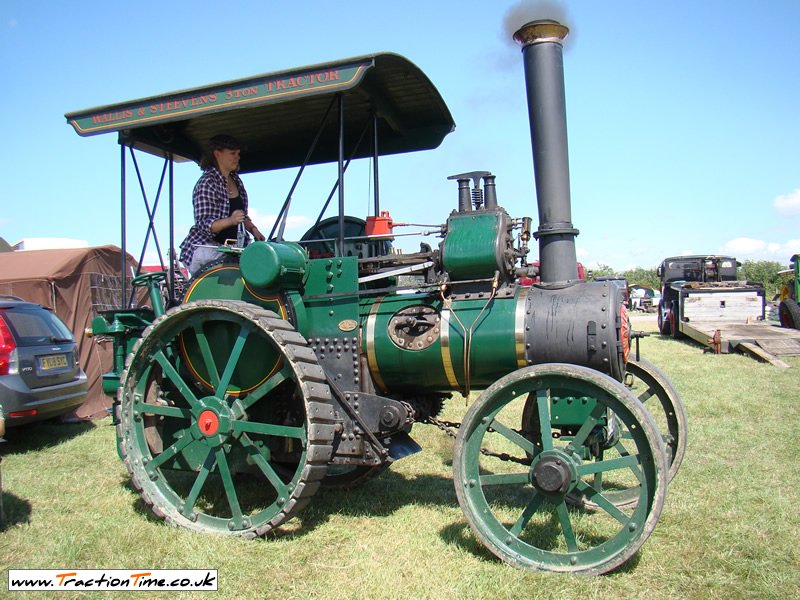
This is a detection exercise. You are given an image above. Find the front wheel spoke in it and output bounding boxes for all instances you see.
[509,491,545,537]
[153,350,200,407]
[215,447,244,526]
[238,365,291,411]
[555,502,579,552]
[489,419,536,455]
[147,433,194,470]
[535,391,554,451]
[575,480,630,524]
[577,454,641,477]
[611,440,644,482]
[637,387,656,403]
[181,449,215,517]
[239,434,289,496]
[479,471,531,486]
[232,420,305,440]
[216,323,250,396]
[567,403,606,448]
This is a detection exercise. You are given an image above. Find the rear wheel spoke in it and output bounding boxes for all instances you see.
[216,323,250,396]
[238,365,291,411]
[153,350,199,407]
[215,447,244,526]
[192,323,220,390]
[181,449,215,518]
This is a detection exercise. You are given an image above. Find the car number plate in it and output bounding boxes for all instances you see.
[39,354,68,371]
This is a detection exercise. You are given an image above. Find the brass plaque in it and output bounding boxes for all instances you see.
[338,319,358,332]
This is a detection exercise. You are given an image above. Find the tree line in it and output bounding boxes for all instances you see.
[587,260,791,300]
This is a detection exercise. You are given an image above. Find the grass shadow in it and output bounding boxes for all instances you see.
[0,488,32,531]
[121,465,459,539]
[0,420,97,456]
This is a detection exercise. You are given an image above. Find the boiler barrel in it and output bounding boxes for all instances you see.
[361,280,626,394]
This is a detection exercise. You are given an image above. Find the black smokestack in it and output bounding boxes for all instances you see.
[513,20,579,285]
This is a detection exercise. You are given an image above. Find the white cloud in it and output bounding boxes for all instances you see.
[721,237,766,255]
[720,237,800,262]
[774,188,800,216]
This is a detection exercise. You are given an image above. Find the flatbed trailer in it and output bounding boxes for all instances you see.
[657,255,800,366]
[678,317,800,367]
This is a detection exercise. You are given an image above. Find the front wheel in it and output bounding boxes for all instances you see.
[453,364,668,575]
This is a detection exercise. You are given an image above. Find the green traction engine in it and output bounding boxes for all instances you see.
[85,20,686,576]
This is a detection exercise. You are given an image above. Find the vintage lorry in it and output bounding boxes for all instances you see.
[657,255,766,339]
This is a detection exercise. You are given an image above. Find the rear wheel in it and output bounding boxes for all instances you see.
[624,359,686,483]
[559,357,686,512]
[118,300,336,537]
[453,363,667,575]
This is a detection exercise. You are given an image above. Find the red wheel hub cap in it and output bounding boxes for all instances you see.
[198,410,220,436]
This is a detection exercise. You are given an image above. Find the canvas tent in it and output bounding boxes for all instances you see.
[0,245,142,419]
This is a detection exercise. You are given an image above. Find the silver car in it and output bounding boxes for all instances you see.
[0,296,88,428]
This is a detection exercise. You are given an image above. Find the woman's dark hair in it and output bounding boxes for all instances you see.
[199,150,217,170]
[199,134,242,170]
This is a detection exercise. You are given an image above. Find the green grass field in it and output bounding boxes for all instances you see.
[2,324,799,599]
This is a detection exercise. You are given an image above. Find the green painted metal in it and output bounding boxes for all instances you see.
[360,291,520,393]
[441,212,503,280]
[549,394,598,425]
[240,241,307,289]
[182,263,291,319]
[453,363,667,575]
[299,257,361,342]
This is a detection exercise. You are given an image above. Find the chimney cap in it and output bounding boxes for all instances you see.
[513,19,569,47]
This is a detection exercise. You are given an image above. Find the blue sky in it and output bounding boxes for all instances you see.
[2,0,799,270]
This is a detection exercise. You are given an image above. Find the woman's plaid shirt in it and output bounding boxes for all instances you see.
[179,167,249,266]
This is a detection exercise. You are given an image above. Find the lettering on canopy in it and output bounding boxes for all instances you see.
[68,61,370,135]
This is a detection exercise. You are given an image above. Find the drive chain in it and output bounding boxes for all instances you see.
[426,416,532,465]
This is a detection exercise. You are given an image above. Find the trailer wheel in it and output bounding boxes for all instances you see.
[453,364,667,575]
[657,300,670,335]
[117,300,336,537]
[669,302,681,339]
[778,298,800,329]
